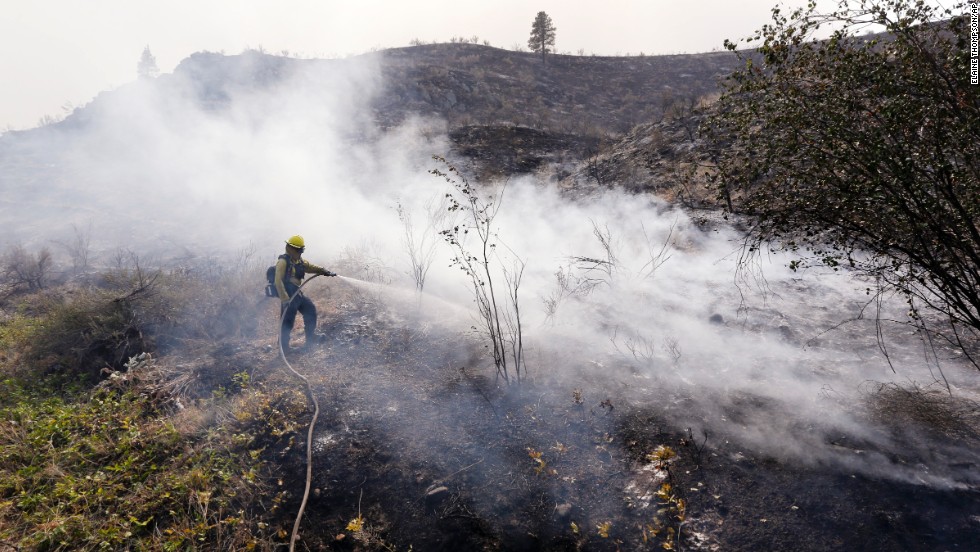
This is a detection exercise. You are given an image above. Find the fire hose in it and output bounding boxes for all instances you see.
[276,273,324,552]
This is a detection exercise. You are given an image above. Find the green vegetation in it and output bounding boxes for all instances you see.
[0,256,301,551]
[0,379,305,550]
[703,0,979,359]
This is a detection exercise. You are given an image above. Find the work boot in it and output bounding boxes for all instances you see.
[285,345,308,357]
[305,330,328,347]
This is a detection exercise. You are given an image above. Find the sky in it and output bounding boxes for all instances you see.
[0,0,811,131]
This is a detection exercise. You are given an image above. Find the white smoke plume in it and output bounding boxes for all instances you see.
[2,51,977,491]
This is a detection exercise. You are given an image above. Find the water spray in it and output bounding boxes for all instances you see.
[334,274,374,286]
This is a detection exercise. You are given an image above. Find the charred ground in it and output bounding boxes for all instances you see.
[263,280,980,551]
[1,234,978,551]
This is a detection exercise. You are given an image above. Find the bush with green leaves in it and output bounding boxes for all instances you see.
[19,289,151,384]
[703,0,980,361]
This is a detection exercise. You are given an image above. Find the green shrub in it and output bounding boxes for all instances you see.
[0,384,286,551]
[0,256,292,550]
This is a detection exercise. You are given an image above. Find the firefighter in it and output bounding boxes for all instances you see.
[275,235,336,352]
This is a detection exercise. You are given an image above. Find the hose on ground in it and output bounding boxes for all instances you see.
[276,274,321,552]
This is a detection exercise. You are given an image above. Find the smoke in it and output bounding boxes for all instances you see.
[450,182,980,488]
[2,50,978,491]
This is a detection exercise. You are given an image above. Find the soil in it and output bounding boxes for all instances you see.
[246,280,980,551]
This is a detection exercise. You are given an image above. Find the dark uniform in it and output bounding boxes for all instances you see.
[275,252,333,351]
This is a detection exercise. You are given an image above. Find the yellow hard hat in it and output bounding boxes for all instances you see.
[286,235,305,250]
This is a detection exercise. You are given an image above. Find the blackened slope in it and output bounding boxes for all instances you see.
[10,44,736,141]
[377,43,737,134]
[448,125,605,181]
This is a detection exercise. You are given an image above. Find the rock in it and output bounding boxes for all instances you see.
[709,313,725,325]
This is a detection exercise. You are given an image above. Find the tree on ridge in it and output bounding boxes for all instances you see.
[138,46,159,79]
[528,11,556,61]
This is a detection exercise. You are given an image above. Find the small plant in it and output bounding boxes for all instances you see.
[396,197,449,293]
[527,447,553,476]
[346,515,365,532]
[646,444,677,466]
[596,520,612,538]
[59,223,92,276]
[432,157,526,384]
[681,427,709,470]
[643,445,687,550]
[233,370,251,391]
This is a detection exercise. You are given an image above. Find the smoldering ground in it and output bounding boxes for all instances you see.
[292,240,980,548]
[2,48,978,510]
[344,181,980,492]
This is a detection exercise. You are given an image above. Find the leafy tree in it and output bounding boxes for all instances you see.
[702,0,980,363]
[528,11,557,60]
[137,45,159,79]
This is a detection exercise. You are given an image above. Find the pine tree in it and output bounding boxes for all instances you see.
[527,11,556,60]
[137,46,159,79]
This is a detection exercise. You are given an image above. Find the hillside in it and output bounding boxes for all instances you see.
[0,44,732,248]
[1,39,979,552]
[26,44,734,139]
[375,43,734,134]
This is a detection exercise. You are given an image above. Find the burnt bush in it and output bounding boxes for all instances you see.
[21,286,155,384]
[4,251,265,388]
[1,245,54,294]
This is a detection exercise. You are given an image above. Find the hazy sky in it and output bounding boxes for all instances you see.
[0,0,810,131]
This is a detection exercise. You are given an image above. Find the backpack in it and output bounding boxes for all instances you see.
[264,265,277,297]
[264,255,305,297]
